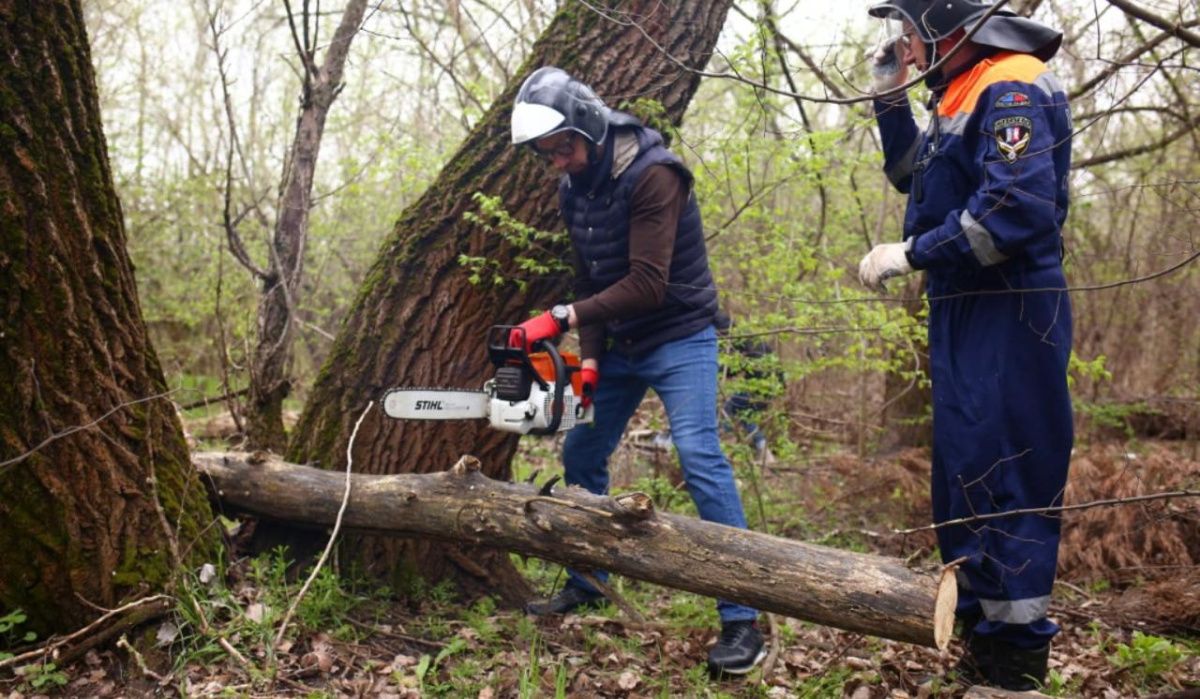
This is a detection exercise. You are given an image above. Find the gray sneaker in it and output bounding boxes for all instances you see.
[524,585,605,616]
[707,620,766,677]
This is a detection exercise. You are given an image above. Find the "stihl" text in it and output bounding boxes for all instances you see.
[414,400,443,410]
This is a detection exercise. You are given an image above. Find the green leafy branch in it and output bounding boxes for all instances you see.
[459,192,569,291]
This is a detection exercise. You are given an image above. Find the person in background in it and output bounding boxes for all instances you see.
[650,311,780,460]
[860,0,1074,691]
[506,66,765,677]
[714,310,779,461]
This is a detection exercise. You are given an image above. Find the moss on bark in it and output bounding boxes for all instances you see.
[0,0,220,637]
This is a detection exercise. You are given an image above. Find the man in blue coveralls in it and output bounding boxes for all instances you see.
[858,0,1074,690]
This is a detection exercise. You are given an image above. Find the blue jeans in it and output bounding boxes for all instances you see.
[561,324,758,623]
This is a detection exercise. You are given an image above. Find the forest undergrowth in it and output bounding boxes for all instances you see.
[1,412,1196,699]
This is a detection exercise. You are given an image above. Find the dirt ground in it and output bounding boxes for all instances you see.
[1,440,1197,698]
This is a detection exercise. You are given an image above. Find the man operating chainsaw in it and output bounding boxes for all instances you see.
[860,0,1073,690]
[507,66,764,678]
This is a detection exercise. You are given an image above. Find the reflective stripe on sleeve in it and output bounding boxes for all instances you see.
[938,111,971,137]
[960,209,1010,266]
[1033,72,1067,105]
[979,595,1051,625]
[886,136,921,189]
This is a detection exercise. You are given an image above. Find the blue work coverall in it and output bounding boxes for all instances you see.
[874,51,1074,649]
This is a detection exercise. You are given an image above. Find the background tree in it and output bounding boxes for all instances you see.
[226,0,371,450]
[281,0,736,599]
[0,0,218,635]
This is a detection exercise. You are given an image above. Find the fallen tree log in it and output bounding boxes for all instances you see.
[194,451,956,648]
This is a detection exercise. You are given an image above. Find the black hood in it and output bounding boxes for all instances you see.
[969,13,1062,61]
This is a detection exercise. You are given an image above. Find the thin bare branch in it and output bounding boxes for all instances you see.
[761,1,830,254]
[207,4,270,281]
[577,0,1014,106]
[1105,0,1200,48]
[273,401,373,648]
[1073,112,1200,169]
[1069,25,1183,99]
[0,392,175,473]
[177,388,250,412]
[395,3,487,114]
[735,1,845,99]
[895,490,1200,535]
[0,596,173,671]
[282,0,317,81]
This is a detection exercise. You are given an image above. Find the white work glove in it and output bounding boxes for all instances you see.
[871,37,909,100]
[858,242,914,291]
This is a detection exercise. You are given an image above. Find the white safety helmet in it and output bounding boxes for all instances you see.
[512,67,630,147]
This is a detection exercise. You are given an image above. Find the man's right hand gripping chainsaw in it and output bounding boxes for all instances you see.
[382,326,594,435]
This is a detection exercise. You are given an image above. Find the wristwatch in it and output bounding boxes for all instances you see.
[550,304,571,332]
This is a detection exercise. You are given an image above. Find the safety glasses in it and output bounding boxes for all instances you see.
[533,133,577,162]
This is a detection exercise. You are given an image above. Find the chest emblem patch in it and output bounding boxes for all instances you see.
[994,115,1033,162]
[995,91,1031,108]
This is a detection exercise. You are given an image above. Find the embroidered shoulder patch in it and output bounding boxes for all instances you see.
[995,91,1031,108]
[994,115,1033,162]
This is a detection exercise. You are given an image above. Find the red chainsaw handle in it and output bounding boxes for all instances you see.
[529,350,582,394]
[528,335,568,435]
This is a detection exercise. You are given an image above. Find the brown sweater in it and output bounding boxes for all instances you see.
[571,164,686,360]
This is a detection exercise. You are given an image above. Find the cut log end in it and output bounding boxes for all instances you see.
[933,563,960,650]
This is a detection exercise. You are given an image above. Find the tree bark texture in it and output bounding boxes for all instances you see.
[284,0,735,596]
[246,0,370,451]
[199,452,956,649]
[0,0,218,634]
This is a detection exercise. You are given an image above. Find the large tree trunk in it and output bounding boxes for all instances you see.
[200,452,957,649]
[0,0,218,635]
[280,1,735,599]
[245,0,370,451]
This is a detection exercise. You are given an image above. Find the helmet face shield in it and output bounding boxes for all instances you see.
[877,17,912,50]
[511,102,567,145]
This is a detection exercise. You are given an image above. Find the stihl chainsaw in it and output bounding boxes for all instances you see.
[382,326,594,435]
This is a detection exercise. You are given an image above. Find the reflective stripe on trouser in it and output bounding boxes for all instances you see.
[560,324,758,623]
[928,272,1073,648]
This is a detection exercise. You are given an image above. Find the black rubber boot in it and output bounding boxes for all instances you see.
[524,585,605,616]
[707,620,766,678]
[945,611,986,686]
[954,610,983,643]
[966,636,1050,691]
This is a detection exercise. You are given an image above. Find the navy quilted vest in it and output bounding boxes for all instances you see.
[559,126,718,355]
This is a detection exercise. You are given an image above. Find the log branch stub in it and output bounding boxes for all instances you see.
[614,492,656,520]
[451,454,482,474]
